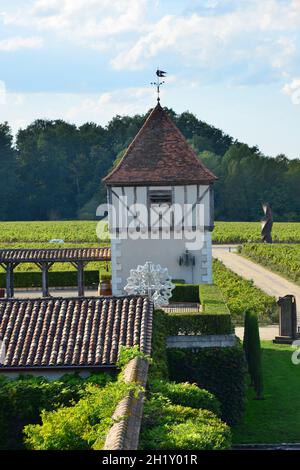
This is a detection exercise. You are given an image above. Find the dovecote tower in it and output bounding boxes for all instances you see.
[103,102,217,295]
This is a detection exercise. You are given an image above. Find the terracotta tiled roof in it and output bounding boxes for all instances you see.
[0,296,152,370]
[103,103,217,186]
[0,247,111,264]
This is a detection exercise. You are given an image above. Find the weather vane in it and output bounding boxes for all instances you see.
[151,69,167,102]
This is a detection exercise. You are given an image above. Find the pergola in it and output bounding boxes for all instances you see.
[0,247,111,298]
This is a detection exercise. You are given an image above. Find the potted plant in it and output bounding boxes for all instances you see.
[98,272,112,296]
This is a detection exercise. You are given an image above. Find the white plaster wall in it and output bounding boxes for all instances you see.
[111,231,212,295]
[108,184,213,294]
[109,184,212,231]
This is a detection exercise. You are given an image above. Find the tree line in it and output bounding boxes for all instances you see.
[0,108,299,221]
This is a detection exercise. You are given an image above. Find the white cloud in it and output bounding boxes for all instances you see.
[112,1,300,71]
[0,36,43,51]
[282,78,300,104]
[65,86,154,122]
[2,0,149,49]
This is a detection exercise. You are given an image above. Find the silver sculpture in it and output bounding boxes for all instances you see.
[261,202,273,243]
[124,261,175,308]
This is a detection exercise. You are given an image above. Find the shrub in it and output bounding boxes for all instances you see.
[0,372,113,449]
[171,284,199,302]
[243,310,264,399]
[24,381,132,450]
[149,380,221,416]
[149,310,169,380]
[140,395,231,450]
[167,312,233,335]
[0,270,99,289]
[167,342,246,425]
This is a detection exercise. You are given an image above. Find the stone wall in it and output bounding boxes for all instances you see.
[166,334,236,349]
[103,357,149,450]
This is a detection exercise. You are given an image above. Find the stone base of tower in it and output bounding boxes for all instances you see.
[111,232,212,296]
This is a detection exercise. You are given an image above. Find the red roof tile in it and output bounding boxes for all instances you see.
[0,296,153,370]
[0,247,111,264]
[104,103,217,186]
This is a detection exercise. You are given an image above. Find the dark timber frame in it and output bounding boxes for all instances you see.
[0,247,111,299]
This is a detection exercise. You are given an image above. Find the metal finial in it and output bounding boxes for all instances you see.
[151,69,167,103]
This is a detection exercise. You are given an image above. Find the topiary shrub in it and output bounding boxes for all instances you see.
[243,310,264,399]
[167,342,246,425]
[149,310,169,380]
[149,380,221,415]
[170,284,199,302]
[140,395,231,450]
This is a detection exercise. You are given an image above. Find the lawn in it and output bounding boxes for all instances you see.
[233,341,300,444]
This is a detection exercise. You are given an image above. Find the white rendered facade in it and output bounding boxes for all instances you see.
[107,183,214,295]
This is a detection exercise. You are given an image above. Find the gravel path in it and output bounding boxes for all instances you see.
[213,244,300,335]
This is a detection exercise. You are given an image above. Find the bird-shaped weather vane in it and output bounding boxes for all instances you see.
[151,69,167,103]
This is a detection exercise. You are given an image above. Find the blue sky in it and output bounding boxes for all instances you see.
[0,0,299,158]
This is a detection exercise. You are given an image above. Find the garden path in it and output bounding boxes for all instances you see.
[213,245,300,330]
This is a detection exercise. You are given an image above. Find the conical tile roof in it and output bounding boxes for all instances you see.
[103,103,217,186]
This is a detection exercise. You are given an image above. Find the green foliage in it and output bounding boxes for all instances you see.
[2,221,300,245]
[167,342,247,426]
[241,243,300,285]
[170,284,199,302]
[167,313,233,335]
[212,222,300,243]
[0,269,100,289]
[24,380,132,450]
[117,345,150,369]
[168,284,232,335]
[0,221,108,243]
[140,395,231,450]
[213,259,277,324]
[2,107,300,221]
[0,372,113,449]
[233,341,300,444]
[199,284,230,314]
[148,380,221,416]
[243,311,264,399]
[149,310,169,380]
[99,271,112,281]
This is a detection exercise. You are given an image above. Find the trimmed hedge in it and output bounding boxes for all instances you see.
[140,395,231,450]
[149,310,170,380]
[167,312,233,335]
[168,284,233,335]
[243,310,264,399]
[167,342,246,426]
[149,380,221,416]
[0,270,99,289]
[170,284,199,302]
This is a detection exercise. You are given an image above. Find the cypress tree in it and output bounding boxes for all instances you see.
[243,310,264,399]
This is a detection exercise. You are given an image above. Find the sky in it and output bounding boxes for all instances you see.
[0,0,300,158]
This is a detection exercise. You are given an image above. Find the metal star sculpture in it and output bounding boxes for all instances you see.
[124,261,175,308]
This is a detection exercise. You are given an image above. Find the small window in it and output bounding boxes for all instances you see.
[149,190,172,206]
